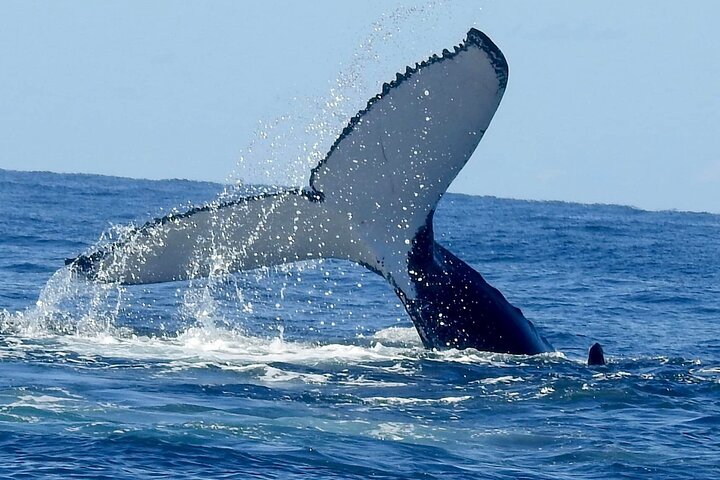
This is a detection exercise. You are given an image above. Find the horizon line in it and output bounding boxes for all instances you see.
[2,167,718,217]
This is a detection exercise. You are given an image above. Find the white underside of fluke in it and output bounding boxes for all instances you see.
[88,30,507,299]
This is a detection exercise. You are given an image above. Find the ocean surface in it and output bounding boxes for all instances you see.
[0,168,718,479]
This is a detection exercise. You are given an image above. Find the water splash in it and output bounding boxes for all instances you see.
[0,267,128,338]
[224,0,481,190]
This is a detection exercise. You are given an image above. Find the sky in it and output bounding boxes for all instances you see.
[1,1,719,213]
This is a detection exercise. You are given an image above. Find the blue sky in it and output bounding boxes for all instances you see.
[1,1,718,213]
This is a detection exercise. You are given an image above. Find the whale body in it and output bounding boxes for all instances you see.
[68,28,553,355]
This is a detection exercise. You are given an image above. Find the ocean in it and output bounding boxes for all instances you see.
[0,168,718,479]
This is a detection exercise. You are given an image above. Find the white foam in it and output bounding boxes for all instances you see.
[6,393,79,414]
[30,325,417,373]
[372,326,423,346]
[338,376,408,387]
[694,366,720,374]
[362,395,471,406]
[476,375,525,385]
[259,366,329,384]
[368,421,439,441]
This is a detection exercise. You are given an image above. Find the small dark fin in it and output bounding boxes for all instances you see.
[587,342,606,366]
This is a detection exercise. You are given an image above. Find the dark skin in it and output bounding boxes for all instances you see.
[587,342,606,365]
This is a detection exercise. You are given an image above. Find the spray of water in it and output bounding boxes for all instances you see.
[224,0,480,190]
[0,268,127,338]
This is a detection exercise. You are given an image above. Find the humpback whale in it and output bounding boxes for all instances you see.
[67,28,553,355]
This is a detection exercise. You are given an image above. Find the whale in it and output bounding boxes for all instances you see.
[67,28,553,355]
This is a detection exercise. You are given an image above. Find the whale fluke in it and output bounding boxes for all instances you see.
[67,28,553,355]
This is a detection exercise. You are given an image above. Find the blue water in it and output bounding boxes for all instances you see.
[1,168,719,479]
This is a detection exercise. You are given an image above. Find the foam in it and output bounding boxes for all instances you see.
[362,395,471,406]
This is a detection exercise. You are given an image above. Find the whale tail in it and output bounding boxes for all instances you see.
[67,29,552,355]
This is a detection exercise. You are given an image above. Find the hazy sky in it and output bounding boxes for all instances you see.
[2,1,718,213]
